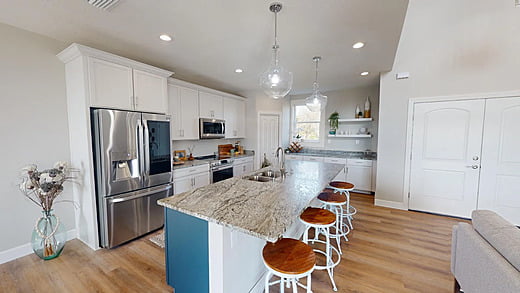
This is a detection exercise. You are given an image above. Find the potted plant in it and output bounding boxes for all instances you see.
[328,111,339,134]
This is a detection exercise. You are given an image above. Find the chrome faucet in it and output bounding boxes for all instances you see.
[275,147,286,176]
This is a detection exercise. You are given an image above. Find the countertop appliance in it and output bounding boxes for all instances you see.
[200,118,225,139]
[92,109,173,248]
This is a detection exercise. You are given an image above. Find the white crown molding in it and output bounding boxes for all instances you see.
[57,43,173,77]
[167,77,246,101]
[0,229,77,264]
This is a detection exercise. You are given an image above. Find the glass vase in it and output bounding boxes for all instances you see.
[31,210,66,260]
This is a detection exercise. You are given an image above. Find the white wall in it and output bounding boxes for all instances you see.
[0,24,74,255]
[377,0,520,205]
[172,139,240,157]
[288,84,380,152]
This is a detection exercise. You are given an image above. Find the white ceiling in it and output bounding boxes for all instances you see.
[0,0,408,97]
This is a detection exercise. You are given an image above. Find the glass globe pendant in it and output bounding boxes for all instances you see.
[305,56,327,112]
[259,3,293,99]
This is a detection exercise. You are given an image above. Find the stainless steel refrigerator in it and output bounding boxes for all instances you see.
[91,109,173,248]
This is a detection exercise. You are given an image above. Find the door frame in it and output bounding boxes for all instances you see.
[402,90,520,210]
[257,111,282,170]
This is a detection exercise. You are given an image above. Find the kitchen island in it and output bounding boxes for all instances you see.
[157,160,344,293]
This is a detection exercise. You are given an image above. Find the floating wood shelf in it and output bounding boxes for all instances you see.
[337,118,373,122]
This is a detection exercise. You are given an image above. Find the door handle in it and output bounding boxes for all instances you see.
[466,165,480,169]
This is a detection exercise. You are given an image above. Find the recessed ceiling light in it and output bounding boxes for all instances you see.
[235,68,243,73]
[361,71,369,76]
[159,34,172,42]
[353,42,365,49]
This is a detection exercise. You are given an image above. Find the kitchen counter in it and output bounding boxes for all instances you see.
[158,160,344,242]
[286,150,376,160]
[172,151,254,170]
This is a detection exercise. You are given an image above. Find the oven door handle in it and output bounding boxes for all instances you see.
[212,165,233,172]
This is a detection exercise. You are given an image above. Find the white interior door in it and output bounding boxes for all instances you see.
[409,100,485,218]
[478,97,520,225]
[258,113,280,168]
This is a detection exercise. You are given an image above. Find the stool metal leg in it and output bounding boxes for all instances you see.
[265,271,272,293]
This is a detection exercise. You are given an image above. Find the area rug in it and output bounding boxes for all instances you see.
[149,231,165,248]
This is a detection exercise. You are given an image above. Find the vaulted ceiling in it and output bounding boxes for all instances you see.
[0,0,408,96]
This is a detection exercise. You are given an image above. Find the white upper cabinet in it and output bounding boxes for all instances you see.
[199,91,223,119]
[133,69,168,113]
[168,84,199,140]
[88,57,134,109]
[224,97,246,138]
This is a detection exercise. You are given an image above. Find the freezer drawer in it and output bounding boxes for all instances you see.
[102,183,172,248]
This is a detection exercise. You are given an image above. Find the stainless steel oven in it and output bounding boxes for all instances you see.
[200,118,225,139]
[210,159,234,183]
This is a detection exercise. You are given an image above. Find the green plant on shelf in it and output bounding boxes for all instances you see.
[328,111,339,130]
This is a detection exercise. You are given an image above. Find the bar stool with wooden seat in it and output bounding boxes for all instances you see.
[317,190,351,251]
[328,181,357,230]
[263,238,315,293]
[300,207,341,291]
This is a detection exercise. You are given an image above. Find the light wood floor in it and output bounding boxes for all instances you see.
[0,193,467,293]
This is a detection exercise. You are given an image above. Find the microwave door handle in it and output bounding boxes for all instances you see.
[222,122,225,135]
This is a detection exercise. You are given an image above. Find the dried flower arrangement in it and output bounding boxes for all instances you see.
[19,161,73,212]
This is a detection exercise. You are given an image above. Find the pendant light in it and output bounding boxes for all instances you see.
[305,56,327,112]
[259,2,293,99]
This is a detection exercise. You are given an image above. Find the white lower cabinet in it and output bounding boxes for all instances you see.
[173,164,210,195]
[346,159,372,192]
[324,157,348,182]
[233,157,254,177]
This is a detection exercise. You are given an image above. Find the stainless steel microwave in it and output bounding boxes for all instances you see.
[199,118,225,139]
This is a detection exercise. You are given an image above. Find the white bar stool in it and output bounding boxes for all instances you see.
[263,238,315,293]
[328,181,357,230]
[300,207,341,292]
[317,190,351,251]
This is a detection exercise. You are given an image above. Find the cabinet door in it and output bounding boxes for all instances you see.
[173,177,193,195]
[179,87,200,140]
[233,164,244,177]
[303,156,324,162]
[224,97,237,138]
[199,91,223,119]
[244,162,254,173]
[236,100,246,138]
[347,165,372,191]
[88,57,133,109]
[168,84,182,140]
[133,69,168,113]
[193,172,210,189]
[285,155,301,161]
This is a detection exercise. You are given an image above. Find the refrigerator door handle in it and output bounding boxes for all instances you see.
[136,118,145,184]
[142,119,151,180]
[108,184,172,204]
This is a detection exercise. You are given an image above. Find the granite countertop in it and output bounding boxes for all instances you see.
[158,160,344,242]
[172,152,255,170]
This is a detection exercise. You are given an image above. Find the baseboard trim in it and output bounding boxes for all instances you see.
[375,199,408,210]
[0,229,77,264]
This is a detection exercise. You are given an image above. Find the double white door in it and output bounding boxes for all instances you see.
[409,97,520,224]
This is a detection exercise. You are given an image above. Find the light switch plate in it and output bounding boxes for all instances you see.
[396,72,410,80]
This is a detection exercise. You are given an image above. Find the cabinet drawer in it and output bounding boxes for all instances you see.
[323,157,347,164]
[347,159,372,167]
[173,164,209,179]
[303,156,324,162]
[285,155,301,160]
[234,156,254,165]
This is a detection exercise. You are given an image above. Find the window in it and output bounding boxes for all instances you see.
[291,99,324,146]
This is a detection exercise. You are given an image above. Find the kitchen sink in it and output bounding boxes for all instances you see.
[243,175,273,182]
[254,170,281,178]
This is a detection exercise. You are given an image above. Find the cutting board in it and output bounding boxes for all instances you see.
[218,144,234,157]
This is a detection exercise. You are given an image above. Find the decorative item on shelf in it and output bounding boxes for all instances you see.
[187,145,195,161]
[174,150,187,161]
[19,161,75,260]
[355,105,361,118]
[328,111,339,134]
[288,141,303,153]
[305,56,327,112]
[364,97,371,118]
[259,2,293,99]
[218,144,234,157]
